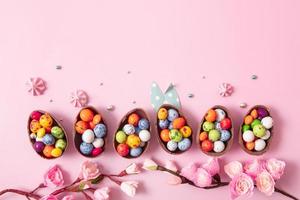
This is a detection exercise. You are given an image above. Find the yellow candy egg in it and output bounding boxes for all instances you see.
[40,113,53,128]
[158,108,168,120]
[51,148,62,158]
[180,126,192,138]
[30,120,42,133]
[126,135,141,148]
[37,128,46,138]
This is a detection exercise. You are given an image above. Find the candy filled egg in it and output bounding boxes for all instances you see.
[114,108,151,158]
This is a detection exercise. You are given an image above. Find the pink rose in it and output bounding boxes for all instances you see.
[265,158,285,180]
[44,165,64,188]
[244,159,264,179]
[79,161,101,180]
[224,161,243,179]
[61,195,74,200]
[180,163,199,181]
[230,173,254,199]
[40,195,58,200]
[256,171,275,196]
[202,158,220,176]
[94,187,110,200]
[192,168,212,187]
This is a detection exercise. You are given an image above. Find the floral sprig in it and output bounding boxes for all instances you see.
[143,158,298,200]
[0,161,141,200]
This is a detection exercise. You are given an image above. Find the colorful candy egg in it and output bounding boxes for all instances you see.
[123,124,135,135]
[51,126,64,139]
[172,117,186,129]
[215,109,226,122]
[178,138,191,151]
[39,114,53,128]
[33,141,45,153]
[202,121,214,132]
[220,118,231,130]
[93,138,105,148]
[115,131,127,144]
[51,148,62,158]
[31,111,42,121]
[261,116,273,129]
[128,113,140,126]
[169,129,182,142]
[160,129,170,142]
[213,141,225,153]
[43,145,54,158]
[180,126,192,138]
[201,140,213,152]
[157,108,168,120]
[80,142,94,155]
[167,109,179,121]
[37,128,46,138]
[138,118,150,130]
[55,139,67,150]
[94,123,107,138]
[92,147,103,157]
[80,108,94,122]
[126,135,141,148]
[30,120,42,133]
[208,129,221,142]
[75,120,89,134]
[42,134,55,145]
[130,147,143,157]
[93,114,102,125]
[117,143,130,157]
[139,130,151,142]
[205,109,217,122]
[167,140,178,151]
[82,129,95,143]
[242,130,255,142]
[159,119,169,129]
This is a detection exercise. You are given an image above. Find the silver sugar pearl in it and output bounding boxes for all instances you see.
[187,93,194,98]
[240,102,247,108]
[251,75,258,80]
[106,105,115,111]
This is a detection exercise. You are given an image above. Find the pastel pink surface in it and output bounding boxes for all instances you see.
[0,1,299,200]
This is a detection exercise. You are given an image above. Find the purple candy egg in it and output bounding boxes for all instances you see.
[34,141,45,153]
[257,107,269,119]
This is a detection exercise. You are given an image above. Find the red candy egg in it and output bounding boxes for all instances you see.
[31,111,42,121]
[117,143,129,157]
[220,118,231,130]
[92,147,103,157]
[89,121,96,129]
[201,140,213,152]
[128,113,140,126]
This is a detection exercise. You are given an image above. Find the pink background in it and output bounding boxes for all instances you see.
[0,1,299,199]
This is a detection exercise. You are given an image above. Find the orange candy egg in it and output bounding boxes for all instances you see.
[244,115,254,125]
[172,117,186,129]
[205,109,217,122]
[75,120,89,134]
[250,109,258,119]
[160,129,170,142]
[43,145,54,158]
[80,109,94,122]
[89,121,96,129]
[30,120,42,133]
[128,113,140,126]
[93,114,102,125]
[199,131,208,141]
[246,142,255,151]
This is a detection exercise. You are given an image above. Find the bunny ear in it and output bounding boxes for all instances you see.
[164,83,181,109]
[150,82,165,111]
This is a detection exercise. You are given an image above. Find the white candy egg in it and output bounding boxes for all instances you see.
[213,141,225,152]
[82,129,95,143]
[261,117,273,129]
[261,130,271,140]
[167,141,178,151]
[93,138,104,148]
[214,109,226,122]
[242,130,255,142]
[254,139,266,151]
[139,130,151,142]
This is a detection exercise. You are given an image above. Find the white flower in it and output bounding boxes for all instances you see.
[142,159,158,171]
[165,160,178,172]
[120,181,138,197]
[94,187,110,200]
[125,163,141,174]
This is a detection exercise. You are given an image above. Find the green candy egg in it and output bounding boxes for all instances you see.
[208,129,221,142]
[55,139,67,150]
[242,124,251,132]
[202,121,214,132]
[169,129,182,142]
[116,131,127,143]
[51,126,64,139]
[253,124,266,138]
[251,119,261,129]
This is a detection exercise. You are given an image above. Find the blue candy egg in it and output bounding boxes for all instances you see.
[138,118,150,130]
[42,134,55,145]
[94,123,107,138]
[135,126,141,133]
[215,122,222,131]
[167,109,179,121]
[159,119,169,129]
[220,130,231,142]
[178,138,191,151]
[80,142,93,155]
[130,147,143,157]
